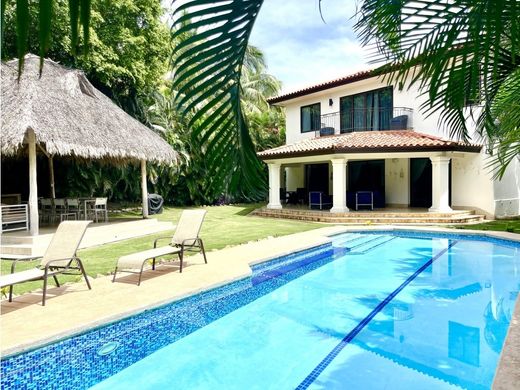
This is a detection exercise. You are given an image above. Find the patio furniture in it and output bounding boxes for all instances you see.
[92,197,108,223]
[1,204,29,232]
[39,198,54,223]
[319,126,335,136]
[66,198,81,219]
[113,210,208,285]
[54,198,67,222]
[280,188,288,204]
[347,190,385,209]
[309,191,332,210]
[356,191,374,210]
[296,188,307,205]
[390,115,408,130]
[286,191,298,205]
[0,220,92,305]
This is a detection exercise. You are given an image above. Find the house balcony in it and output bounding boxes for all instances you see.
[316,107,413,137]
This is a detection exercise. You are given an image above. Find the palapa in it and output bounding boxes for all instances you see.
[1,54,178,165]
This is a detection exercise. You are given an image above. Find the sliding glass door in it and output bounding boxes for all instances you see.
[340,87,393,132]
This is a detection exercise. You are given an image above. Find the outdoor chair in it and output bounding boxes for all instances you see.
[296,187,307,205]
[309,191,332,210]
[39,198,53,223]
[65,198,81,220]
[54,198,67,222]
[92,197,108,223]
[356,191,374,210]
[113,210,208,285]
[0,221,92,306]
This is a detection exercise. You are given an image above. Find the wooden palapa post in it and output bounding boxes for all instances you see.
[27,129,39,235]
[141,159,149,218]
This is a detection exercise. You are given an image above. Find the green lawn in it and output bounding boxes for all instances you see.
[2,204,321,296]
[452,219,520,234]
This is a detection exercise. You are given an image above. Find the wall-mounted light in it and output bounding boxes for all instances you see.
[329,98,333,107]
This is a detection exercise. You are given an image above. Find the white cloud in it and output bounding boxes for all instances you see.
[164,0,370,94]
[250,0,370,93]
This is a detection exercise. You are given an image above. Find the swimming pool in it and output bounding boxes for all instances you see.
[1,231,519,389]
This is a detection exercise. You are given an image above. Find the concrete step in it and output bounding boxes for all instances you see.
[253,209,475,219]
[252,209,484,225]
[0,244,34,256]
[1,219,174,256]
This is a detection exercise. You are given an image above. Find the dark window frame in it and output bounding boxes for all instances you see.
[339,86,393,132]
[300,102,321,133]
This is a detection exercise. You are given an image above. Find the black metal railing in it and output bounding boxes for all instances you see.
[315,107,413,137]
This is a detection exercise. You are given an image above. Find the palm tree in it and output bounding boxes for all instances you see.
[6,0,519,188]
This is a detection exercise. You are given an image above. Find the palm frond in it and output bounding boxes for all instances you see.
[3,0,91,74]
[171,0,266,199]
[355,0,520,175]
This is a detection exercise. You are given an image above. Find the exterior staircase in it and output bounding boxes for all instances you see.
[252,208,485,225]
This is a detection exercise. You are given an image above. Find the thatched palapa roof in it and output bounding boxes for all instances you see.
[1,54,178,164]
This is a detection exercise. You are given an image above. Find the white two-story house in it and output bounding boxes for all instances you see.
[258,69,520,219]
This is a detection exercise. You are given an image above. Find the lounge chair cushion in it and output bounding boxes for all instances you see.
[117,246,181,270]
[0,268,58,288]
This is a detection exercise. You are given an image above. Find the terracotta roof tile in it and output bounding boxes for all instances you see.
[267,69,379,104]
[257,131,481,159]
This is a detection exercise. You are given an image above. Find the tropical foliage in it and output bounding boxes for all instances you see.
[3,1,283,204]
[5,0,520,185]
[354,0,520,177]
[170,1,267,200]
[144,44,284,204]
[2,0,169,117]
[168,0,519,179]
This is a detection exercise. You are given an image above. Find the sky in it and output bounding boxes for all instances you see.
[249,0,370,93]
[164,0,370,94]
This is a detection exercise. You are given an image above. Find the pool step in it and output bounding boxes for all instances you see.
[347,236,397,254]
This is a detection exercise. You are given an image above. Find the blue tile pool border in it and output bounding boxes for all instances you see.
[1,242,334,360]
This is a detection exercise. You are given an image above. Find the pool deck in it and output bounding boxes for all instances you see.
[1,225,519,389]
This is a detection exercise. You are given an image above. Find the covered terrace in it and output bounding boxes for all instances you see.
[1,55,178,240]
[257,130,484,223]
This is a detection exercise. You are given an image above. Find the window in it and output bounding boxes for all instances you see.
[339,87,393,132]
[300,103,321,133]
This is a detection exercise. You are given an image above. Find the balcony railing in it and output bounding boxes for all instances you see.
[315,107,413,137]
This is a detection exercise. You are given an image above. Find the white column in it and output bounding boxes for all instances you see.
[429,156,452,212]
[27,129,39,235]
[331,158,349,213]
[141,159,149,218]
[267,162,282,209]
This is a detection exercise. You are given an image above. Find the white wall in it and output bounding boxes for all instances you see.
[385,158,409,206]
[451,153,496,217]
[285,166,304,191]
[493,157,520,218]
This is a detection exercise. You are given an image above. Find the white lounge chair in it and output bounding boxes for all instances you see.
[113,210,208,285]
[0,220,92,305]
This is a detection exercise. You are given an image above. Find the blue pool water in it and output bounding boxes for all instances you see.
[1,231,519,389]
